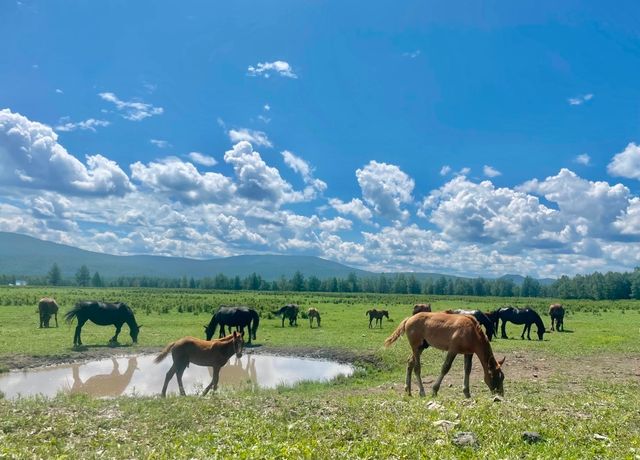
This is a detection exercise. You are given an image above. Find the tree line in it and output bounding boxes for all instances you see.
[4,263,640,300]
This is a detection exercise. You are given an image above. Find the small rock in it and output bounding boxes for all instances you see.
[452,431,478,448]
[593,434,609,442]
[434,439,446,446]
[433,419,459,430]
[492,395,504,403]
[426,400,444,411]
[522,431,543,443]
[533,373,538,378]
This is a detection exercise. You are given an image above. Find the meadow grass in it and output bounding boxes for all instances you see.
[1,287,639,458]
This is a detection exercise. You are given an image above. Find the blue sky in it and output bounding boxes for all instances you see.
[2,1,640,278]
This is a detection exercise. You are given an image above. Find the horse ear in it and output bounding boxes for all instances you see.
[233,331,238,338]
[498,356,506,366]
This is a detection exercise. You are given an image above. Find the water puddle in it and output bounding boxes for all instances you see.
[0,353,354,399]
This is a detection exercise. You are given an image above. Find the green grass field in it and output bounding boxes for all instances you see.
[1,287,639,458]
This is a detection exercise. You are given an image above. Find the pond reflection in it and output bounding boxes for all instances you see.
[0,353,354,399]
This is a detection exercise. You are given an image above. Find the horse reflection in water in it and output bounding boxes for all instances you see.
[212,355,258,390]
[70,357,138,397]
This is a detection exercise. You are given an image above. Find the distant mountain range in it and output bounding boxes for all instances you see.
[0,232,555,284]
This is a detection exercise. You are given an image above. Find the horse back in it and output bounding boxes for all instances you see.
[406,312,485,353]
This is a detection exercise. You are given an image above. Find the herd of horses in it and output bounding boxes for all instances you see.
[36,296,566,398]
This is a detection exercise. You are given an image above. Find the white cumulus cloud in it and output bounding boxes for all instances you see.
[0,108,133,196]
[356,161,414,220]
[607,142,640,179]
[188,151,217,167]
[247,60,297,78]
[228,128,272,148]
[483,165,501,178]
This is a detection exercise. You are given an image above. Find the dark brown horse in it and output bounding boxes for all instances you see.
[38,297,59,328]
[412,303,432,315]
[273,304,299,327]
[549,304,565,331]
[385,312,505,398]
[366,309,389,328]
[155,332,244,397]
[307,308,321,328]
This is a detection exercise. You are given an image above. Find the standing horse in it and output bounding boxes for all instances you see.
[38,297,59,328]
[384,312,505,398]
[366,309,389,328]
[495,306,546,341]
[204,306,259,344]
[549,304,565,332]
[412,303,432,315]
[308,308,321,328]
[64,301,141,346]
[445,309,495,342]
[273,304,299,327]
[155,332,244,397]
[483,310,499,339]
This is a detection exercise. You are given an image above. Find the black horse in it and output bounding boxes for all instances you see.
[549,304,565,332]
[445,309,495,341]
[204,306,260,344]
[494,306,546,341]
[366,309,389,328]
[273,304,299,327]
[64,301,141,346]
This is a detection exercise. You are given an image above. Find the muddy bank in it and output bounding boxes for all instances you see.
[0,344,381,372]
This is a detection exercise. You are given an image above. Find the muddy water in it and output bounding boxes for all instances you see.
[0,354,354,399]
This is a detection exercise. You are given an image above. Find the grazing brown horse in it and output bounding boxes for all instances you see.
[308,308,321,328]
[384,312,505,398]
[155,332,244,397]
[412,303,432,315]
[273,304,299,327]
[366,309,389,328]
[549,304,565,332]
[38,297,59,328]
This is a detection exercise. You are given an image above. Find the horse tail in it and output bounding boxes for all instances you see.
[154,341,176,363]
[63,303,82,324]
[384,318,408,347]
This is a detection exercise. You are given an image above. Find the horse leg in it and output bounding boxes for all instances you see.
[111,323,122,343]
[550,318,555,331]
[161,364,176,397]
[463,354,473,398]
[412,348,427,397]
[432,351,457,396]
[202,366,221,396]
[501,319,508,339]
[405,354,415,396]
[74,318,88,346]
[176,364,188,396]
[54,313,58,328]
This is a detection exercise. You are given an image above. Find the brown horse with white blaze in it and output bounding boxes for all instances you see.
[155,332,244,397]
[384,312,505,398]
